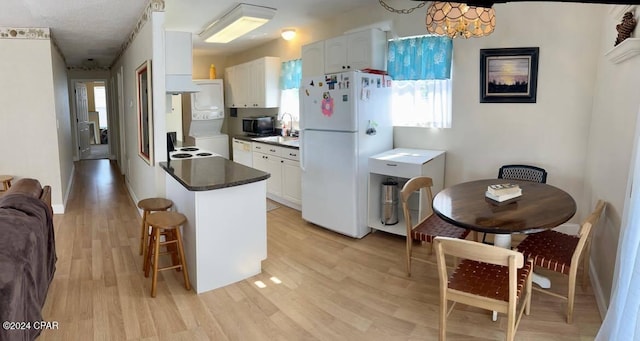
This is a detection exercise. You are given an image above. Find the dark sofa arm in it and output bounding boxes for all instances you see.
[2,178,52,212]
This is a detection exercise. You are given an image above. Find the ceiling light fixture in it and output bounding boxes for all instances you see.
[426,2,495,38]
[199,3,276,44]
[379,1,495,38]
[281,28,296,41]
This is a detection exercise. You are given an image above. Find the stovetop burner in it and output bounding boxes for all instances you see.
[171,153,193,159]
[196,152,213,157]
[180,147,199,152]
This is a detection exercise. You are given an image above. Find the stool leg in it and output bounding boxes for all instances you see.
[144,228,155,278]
[174,227,191,291]
[139,210,148,256]
[151,227,162,297]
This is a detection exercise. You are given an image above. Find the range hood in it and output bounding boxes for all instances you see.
[165,31,200,94]
[166,74,200,94]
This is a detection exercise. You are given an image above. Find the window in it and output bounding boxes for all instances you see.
[387,36,453,128]
[279,59,302,129]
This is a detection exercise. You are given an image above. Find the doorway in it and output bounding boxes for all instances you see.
[75,80,112,160]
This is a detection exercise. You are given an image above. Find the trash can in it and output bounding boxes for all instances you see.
[381,179,399,225]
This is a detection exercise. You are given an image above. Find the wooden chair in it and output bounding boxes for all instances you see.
[144,211,191,297]
[434,237,533,341]
[400,176,470,276]
[516,200,605,323]
[137,197,173,268]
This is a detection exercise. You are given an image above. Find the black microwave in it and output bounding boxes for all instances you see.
[242,116,275,135]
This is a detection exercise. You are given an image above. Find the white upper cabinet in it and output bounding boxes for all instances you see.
[323,29,387,74]
[301,40,325,78]
[224,56,280,108]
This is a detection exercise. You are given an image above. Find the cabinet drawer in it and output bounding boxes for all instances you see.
[369,158,423,178]
[281,148,300,161]
[253,143,281,156]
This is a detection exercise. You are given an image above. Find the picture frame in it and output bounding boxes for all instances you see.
[480,47,539,103]
[136,60,153,165]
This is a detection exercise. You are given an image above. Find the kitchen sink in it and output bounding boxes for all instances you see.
[253,136,299,147]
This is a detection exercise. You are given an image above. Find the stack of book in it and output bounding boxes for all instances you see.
[485,183,522,202]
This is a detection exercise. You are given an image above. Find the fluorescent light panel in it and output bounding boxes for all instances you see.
[201,3,276,44]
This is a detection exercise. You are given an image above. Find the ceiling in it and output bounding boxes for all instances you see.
[1,0,636,69]
[0,0,375,69]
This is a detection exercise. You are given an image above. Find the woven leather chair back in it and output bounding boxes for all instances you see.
[498,164,547,183]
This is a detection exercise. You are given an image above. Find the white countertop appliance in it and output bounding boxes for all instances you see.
[186,79,229,158]
[300,71,393,238]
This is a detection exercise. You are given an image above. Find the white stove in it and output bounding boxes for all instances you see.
[169,146,220,160]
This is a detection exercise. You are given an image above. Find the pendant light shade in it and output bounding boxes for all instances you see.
[426,2,496,38]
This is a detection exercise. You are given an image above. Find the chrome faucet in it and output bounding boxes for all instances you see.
[281,112,294,136]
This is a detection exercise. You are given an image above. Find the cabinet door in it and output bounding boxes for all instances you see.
[324,35,348,74]
[252,152,282,196]
[302,41,325,77]
[347,30,374,71]
[225,66,242,108]
[248,60,265,108]
[281,158,301,204]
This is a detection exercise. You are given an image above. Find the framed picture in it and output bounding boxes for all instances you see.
[136,60,153,165]
[480,47,539,103]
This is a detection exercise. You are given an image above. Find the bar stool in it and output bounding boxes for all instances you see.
[0,175,13,192]
[143,211,191,297]
[137,198,173,265]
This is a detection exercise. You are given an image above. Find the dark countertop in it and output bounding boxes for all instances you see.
[160,157,270,191]
[233,135,299,149]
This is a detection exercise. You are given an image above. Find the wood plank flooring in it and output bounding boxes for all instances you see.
[38,159,602,340]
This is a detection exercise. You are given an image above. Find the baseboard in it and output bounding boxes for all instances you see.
[590,257,609,320]
[53,164,76,214]
[125,180,141,217]
[266,193,301,211]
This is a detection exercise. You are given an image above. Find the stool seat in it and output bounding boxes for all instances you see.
[137,198,173,260]
[138,197,173,211]
[0,175,13,192]
[144,211,190,297]
[146,211,187,229]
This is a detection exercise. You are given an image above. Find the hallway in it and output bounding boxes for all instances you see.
[39,159,602,340]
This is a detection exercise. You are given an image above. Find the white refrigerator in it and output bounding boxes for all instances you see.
[300,71,393,238]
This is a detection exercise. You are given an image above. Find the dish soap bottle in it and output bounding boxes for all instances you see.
[209,64,216,79]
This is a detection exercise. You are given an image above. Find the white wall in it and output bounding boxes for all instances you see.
[111,11,167,203]
[586,6,640,310]
[51,44,74,212]
[0,37,67,211]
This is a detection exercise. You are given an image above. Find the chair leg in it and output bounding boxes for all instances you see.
[567,269,577,324]
[406,236,412,277]
[174,227,191,291]
[143,228,155,277]
[151,228,161,297]
[139,210,148,255]
[439,297,447,341]
[525,267,532,316]
[582,246,591,290]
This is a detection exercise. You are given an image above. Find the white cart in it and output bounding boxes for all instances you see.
[367,148,445,236]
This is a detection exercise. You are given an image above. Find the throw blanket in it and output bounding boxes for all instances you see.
[0,194,56,341]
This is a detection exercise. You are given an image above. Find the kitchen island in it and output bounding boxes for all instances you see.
[160,157,270,294]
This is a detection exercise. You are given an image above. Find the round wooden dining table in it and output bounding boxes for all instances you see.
[433,179,576,236]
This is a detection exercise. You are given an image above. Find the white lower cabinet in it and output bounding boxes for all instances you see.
[252,142,301,210]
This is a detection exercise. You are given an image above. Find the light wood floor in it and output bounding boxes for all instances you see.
[39,159,602,340]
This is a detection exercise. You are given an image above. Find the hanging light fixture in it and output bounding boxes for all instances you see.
[425,2,496,38]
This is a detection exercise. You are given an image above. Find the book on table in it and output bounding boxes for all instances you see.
[487,183,521,196]
[485,189,522,202]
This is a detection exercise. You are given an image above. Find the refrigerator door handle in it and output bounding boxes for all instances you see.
[300,131,306,172]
